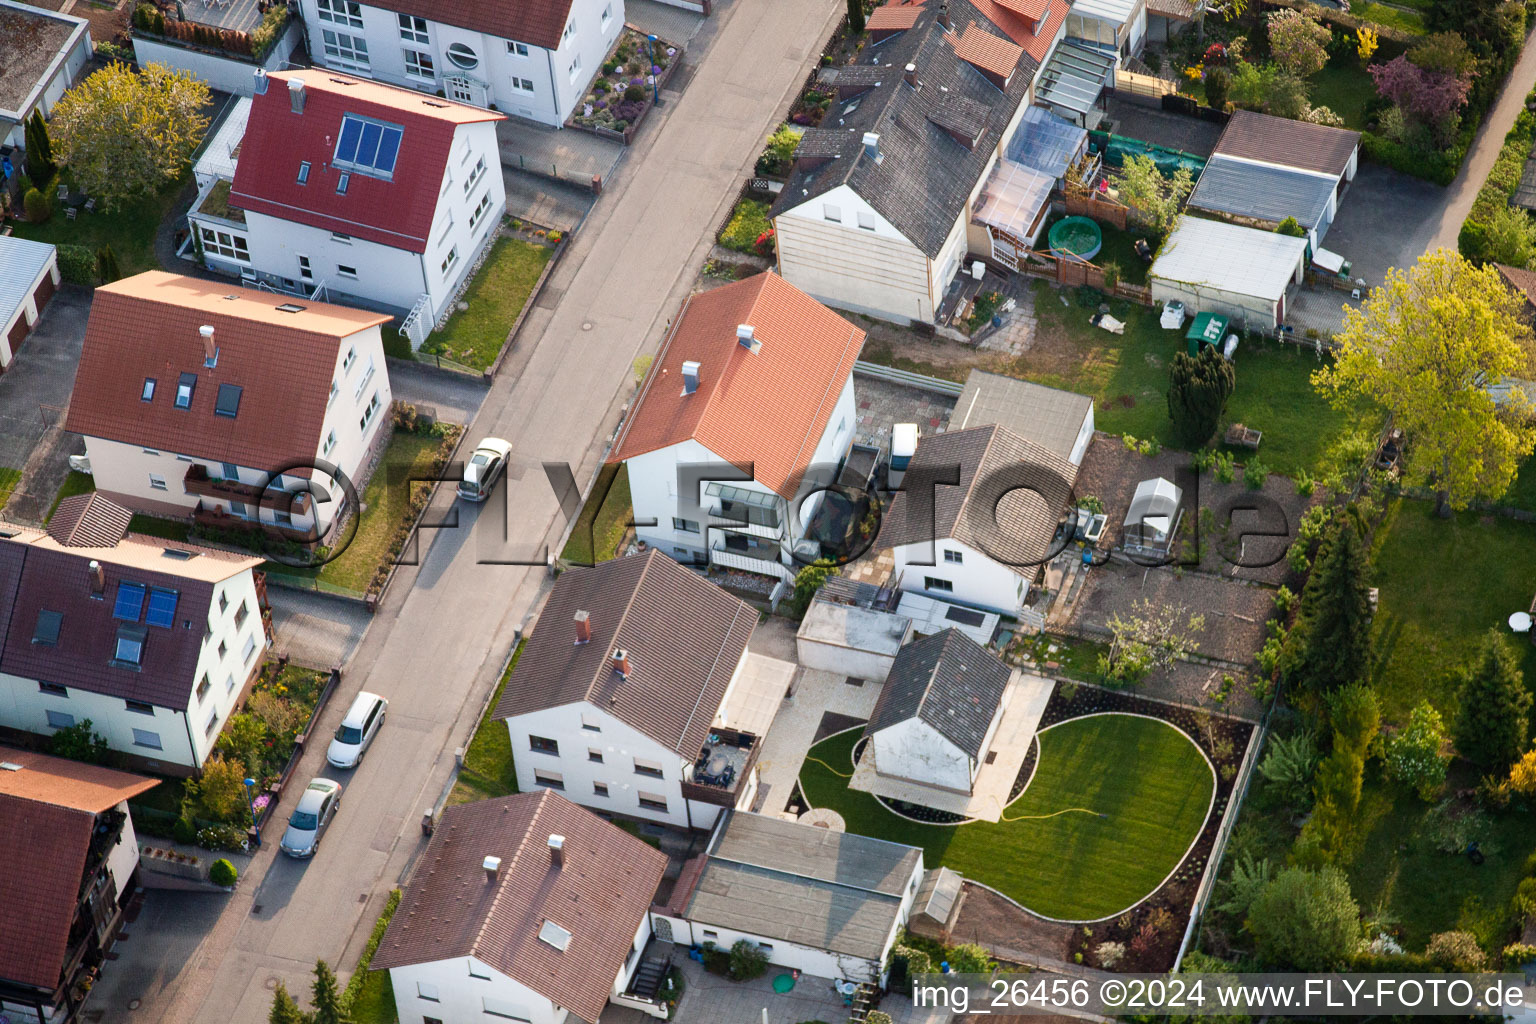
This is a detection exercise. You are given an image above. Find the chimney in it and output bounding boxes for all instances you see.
[254,68,269,95]
[288,77,306,115]
[736,324,760,354]
[611,647,631,679]
[904,63,918,88]
[200,325,218,368]
[548,834,565,868]
[574,610,592,645]
[681,360,701,395]
[863,132,882,162]
[88,560,104,595]
[938,2,952,29]
[482,855,501,882]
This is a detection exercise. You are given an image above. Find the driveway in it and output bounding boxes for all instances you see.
[266,588,371,670]
[384,358,489,425]
[0,285,90,524]
[121,0,854,1014]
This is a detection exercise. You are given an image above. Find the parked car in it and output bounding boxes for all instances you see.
[279,778,342,858]
[457,437,514,502]
[326,691,387,768]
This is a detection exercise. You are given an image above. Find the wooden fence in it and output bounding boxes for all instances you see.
[1112,68,1179,99]
[1061,193,1129,230]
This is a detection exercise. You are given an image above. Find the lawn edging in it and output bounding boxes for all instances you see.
[484,233,568,380]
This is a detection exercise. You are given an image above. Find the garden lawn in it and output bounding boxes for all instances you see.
[799,714,1213,920]
[46,470,95,521]
[1308,64,1379,130]
[1346,2,1426,33]
[559,463,632,564]
[0,468,21,510]
[1347,767,1531,953]
[9,171,189,276]
[719,199,771,254]
[447,641,523,806]
[1369,498,1536,723]
[1502,456,1536,511]
[420,236,552,371]
[274,431,442,593]
[127,514,192,541]
[347,890,403,1024]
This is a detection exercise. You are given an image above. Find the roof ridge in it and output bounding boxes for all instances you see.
[955,422,1002,517]
[673,598,750,751]
[609,292,699,458]
[692,274,771,461]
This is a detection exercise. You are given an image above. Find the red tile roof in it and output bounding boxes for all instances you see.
[992,0,1050,21]
[65,272,389,473]
[608,273,866,499]
[230,70,503,253]
[367,0,577,51]
[951,22,1027,80]
[372,790,668,1024]
[868,4,924,30]
[0,749,153,993]
[1213,110,1360,178]
[969,0,1069,60]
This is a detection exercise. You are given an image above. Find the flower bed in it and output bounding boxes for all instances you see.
[569,29,679,140]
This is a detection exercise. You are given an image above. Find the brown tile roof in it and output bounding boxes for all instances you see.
[969,0,1068,61]
[0,796,92,991]
[878,424,1078,568]
[371,790,668,1024]
[993,0,1050,21]
[364,0,577,51]
[1212,110,1361,178]
[1146,0,1197,19]
[0,531,260,710]
[608,273,865,499]
[492,550,756,757]
[867,3,924,30]
[47,493,132,548]
[0,747,152,992]
[65,272,390,473]
[1499,263,1536,310]
[0,746,157,812]
[951,21,1026,80]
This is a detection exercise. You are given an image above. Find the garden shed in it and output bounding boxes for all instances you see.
[0,235,58,367]
[1149,216,1308,329]
[796,596,914,682]
[1123,477,1183,556]
[1187,154,1341,247]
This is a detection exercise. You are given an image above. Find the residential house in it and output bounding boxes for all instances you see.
[0,235,60,366]
[1211,110,1360,188]
[294,0,622,127]
[952,368,1094,465]
[0,746,156,1024]
[0,0,91,151]
[770,0,1102,325]
[659,809,925,983]
[493,550,796,831]
[191,68,505,327]
[878,422,1078,617]
[372,790,669,1024]
[65,272,394,542]
[0,494,268,775]
[1149,215,1309,329]
[607,272,866,582]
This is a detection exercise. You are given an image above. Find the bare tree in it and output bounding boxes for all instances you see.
[1098,599,1205,686]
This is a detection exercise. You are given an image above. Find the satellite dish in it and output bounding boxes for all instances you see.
[1509,611,1532,633]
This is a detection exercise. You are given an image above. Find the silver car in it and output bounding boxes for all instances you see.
[457,437,513,502]
[279,778,342,858]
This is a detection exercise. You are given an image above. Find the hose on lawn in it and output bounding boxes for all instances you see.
[804,755,853,778]
[1001,806,1108,822]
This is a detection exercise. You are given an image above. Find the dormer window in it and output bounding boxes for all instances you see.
[175,373,196,410]
[297,161,310,185]
[141,378,156,402]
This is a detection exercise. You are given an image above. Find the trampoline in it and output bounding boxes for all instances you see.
[1048,216,1102,262]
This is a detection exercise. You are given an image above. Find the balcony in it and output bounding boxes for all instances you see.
[184,465,314,515]
[194,502,320,545]
[709,536,792,582]
[680,727,762,809]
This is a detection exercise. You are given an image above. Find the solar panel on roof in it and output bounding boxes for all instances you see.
[146,587,179,628]
[113,581,146,621]
[334,115,404,178]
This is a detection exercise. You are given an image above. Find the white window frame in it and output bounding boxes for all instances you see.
[568,54,582,81]
[322,429,337,456]
[469,191,493,232]
[359,391,382,432]
[200,227,250,263]
[397,12,428,42]
[149,473,167,490]
[508,40,530,56]
[463,155,487,196]
[511,76,535,93]
[321,28,369,67]
[337,264,358,279]
[316,0,363,28]
[440,246,459,277]
[824,203,841,222]
[403,48,435,80]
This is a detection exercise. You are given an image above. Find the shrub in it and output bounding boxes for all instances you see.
[1504,943,1536,967]
[209,858,238,886]
[1247,865,1361,969]
[172,816,197,845]
[1425,930,1488,971]
[1204,65,1231,109]
[22,187,49,223]
[1096,940,1127,968]
[49,718,110,763]
[1244,459,1269,490]
[56,244,97,285]
[719,199,771,254]
[1213,450,1236,484]
[1381,700,1450,800]
[624,84,646,102]
[728,939,769,980]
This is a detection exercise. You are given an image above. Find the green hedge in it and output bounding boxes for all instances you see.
[1458,99,1536,262]
[343,889,402,1006]
[56,244,97,285]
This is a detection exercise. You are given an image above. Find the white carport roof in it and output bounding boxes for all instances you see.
[1150,216,1308,302]
[0,235,55,321]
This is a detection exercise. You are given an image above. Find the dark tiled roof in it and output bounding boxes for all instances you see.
[877,424,1078,568]
[65,272,388,473]
[953,370,1093,463]
[371,791,668,1024]
[770,0,1040,258]
[47,494,132,549]
[865,628,1011,757]
[492,551,757,756]
[0,795,92,991]
[1212,110,1360,178]
[929,94,990,144]
[1499,263,1536,309]
[364,0,577,51]
[1188,155,1336,231]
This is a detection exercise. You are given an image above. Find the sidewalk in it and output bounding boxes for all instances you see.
[497,117,625,187]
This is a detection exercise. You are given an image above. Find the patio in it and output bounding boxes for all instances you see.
[183,0,264,32]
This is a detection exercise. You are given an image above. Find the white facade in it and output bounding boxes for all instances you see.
[626,376,857,580]
[795,600,912,682]
[190,118,506,324]
[869,717,973,794]
[503,646,752,830]
[0,569,263,773]
[1066,0,1148,57]
[296,0,622,126]
[892,537,1031,618]
[83,324,392,536]
[0,0,91,151]
[129,20,303,97]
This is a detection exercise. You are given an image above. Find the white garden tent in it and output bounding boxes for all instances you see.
[1123,477,1183,554]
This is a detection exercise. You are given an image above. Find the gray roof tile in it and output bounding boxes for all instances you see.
[865,628,1011,757]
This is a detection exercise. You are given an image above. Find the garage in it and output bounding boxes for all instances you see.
[0,235,60,367]
[1149,216,1308,330]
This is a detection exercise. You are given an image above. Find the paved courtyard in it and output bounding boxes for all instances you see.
[0,284,89,524]
[266,588,373,670]
[852,373,956,452]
